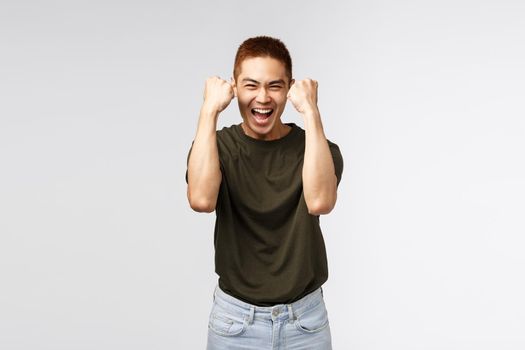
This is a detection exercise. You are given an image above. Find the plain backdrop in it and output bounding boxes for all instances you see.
[1,0,524,349]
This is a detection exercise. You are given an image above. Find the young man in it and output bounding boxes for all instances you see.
[186,36,343,350]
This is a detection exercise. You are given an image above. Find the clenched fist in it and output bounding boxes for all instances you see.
[203,76,235,114]
[287,79,319,114]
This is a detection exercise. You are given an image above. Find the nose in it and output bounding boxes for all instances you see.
[256,88,271,104]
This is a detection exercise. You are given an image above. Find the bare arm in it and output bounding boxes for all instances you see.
[288,79,338,215]
[187,106,222,212]
[302,108,338,215]
[187,77,234,212]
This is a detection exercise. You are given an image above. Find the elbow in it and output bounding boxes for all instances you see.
[187,190,216,213]
[304,176,339,216]
[307,199,336,216]
[189,198,216,213]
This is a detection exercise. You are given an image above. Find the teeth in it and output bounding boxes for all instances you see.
[253,108,272,114]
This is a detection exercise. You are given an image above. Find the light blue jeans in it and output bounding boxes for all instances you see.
[206,285,332,350]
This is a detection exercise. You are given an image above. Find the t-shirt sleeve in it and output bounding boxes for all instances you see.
[328,141,344,186]
[184,141,194,184]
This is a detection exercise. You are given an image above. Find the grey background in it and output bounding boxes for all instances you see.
[1,0,524,349]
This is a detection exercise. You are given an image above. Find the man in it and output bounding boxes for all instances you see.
[186,36,343,350]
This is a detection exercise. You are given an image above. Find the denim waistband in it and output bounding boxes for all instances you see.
[212,285,324,323]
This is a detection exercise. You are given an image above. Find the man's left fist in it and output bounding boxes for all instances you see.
[287,79,319,114]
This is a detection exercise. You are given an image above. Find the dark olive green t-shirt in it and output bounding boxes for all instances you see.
[186,122,343,306]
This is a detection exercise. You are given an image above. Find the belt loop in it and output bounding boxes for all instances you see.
[287,304,295,323]
[247,306,255,325]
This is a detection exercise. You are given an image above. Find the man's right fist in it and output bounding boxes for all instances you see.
[203,76,235,113]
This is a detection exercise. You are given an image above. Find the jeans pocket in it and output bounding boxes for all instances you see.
[294,300,330,334]
[208,303,249,337]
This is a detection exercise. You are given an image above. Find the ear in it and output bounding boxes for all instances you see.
[289,78,295,88]
[231,77,237,97]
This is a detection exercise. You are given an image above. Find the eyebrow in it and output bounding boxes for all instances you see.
[241,78,286,85]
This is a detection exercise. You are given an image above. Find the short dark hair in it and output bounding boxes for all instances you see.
[233,36,293,84]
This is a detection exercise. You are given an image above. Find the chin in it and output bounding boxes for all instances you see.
[241,107,284,138]
[245,115,276,135]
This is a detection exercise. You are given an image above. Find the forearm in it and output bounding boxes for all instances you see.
[187,106,222,212]
[302,109,337,215]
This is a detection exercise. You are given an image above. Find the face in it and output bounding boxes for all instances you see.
[232,56,294,140]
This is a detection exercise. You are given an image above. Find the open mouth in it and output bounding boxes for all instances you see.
[251,108,274,124]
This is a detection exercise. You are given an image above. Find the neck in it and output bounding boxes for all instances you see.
[241,121,291,141]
